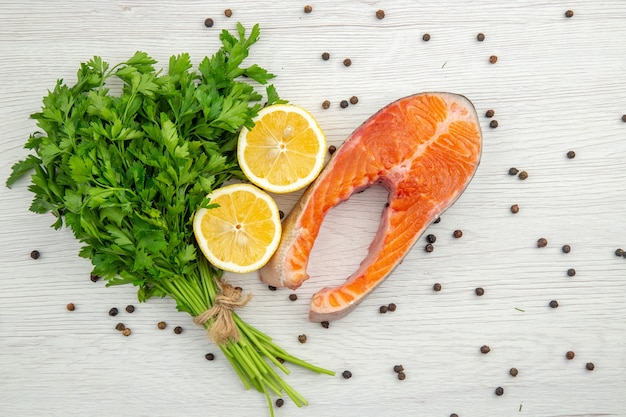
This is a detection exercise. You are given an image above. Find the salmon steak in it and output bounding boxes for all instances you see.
[259,92,482,322]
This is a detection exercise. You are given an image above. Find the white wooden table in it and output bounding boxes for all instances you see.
[2,1,625,416]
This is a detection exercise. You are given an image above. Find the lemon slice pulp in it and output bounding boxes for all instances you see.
[237,104,327,194]
[193,183,282,273]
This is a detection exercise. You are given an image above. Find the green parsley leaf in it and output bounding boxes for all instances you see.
[6,23,333,414]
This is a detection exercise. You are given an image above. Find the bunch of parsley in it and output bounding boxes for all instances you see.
[7,23,333,415]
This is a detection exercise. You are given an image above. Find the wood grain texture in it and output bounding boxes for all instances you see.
[1,1,625,416]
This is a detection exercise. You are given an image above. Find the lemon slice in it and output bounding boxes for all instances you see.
[237,104,327,194]
[193,183,282,273]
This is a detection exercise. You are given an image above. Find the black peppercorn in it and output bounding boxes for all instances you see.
[90,273,100,282]
[115,322,125,331]
[565,10,574,18]
[125,305,135,313]
[433,283,442,292]
[224,9,232,17]
[304,5,312,13]
[397,371,406,380]
[567,268,576,277]
[586,362,595,371]
[615,248,624,257]
[426,234,437,243]
[342,370,352,379]
[425,243,434,252]
[567,150,576,159]
[376,9,385,19]
[393,365,404,373]
[485,109,495,118]
[321,52,330,61]
[622,114,626,123]
[328,145,337,155]
[157,321,167,330]
[322,100,331,109]
[450,414,459,417]
[566,351,575,360]
[422,33,430,41]
[109,307,118,316]
[289,293,298,301]
[349,96,359,105]
[477,33,485,42]
[279,210,285,220]
[340,100,349,109]
[275,398,285,407]
[508,167,519,176]
[495,386,504,396]
[66,303,75,311]
[562,244,571,253]
[489,55,498,64]
[510,204,520,214]
[434,217,441,224]
[268,285,277,291]
[204,18,214,28]
[549,300,559,308]
[509,367,518,377]
[453,229,463,238]
[205,353,215,361]
[518,170,528,180]
[122,328,131,337]
[276,357,285,364]
[174,326,183,334]
[537,238,548,248]
[379,305,388,314]
[30,250,40,260]
[387,303,397,312]
[343,58,352,67]
[489,120,498,128]
[480,345,491,354]
[475,287,485,296]
[298,334,307,343]
[321,321,330,328]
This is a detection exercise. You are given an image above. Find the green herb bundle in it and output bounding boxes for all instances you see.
[7,23,333,415]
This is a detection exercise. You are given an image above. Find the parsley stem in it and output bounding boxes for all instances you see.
[233,314,335,376]
[166,258,336,407]
[220,345,252,390]
[230,339,262,380]
[198,254,219,301]
[235,317,289,374]
[236,317,274,343]
[261,385,275,417]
